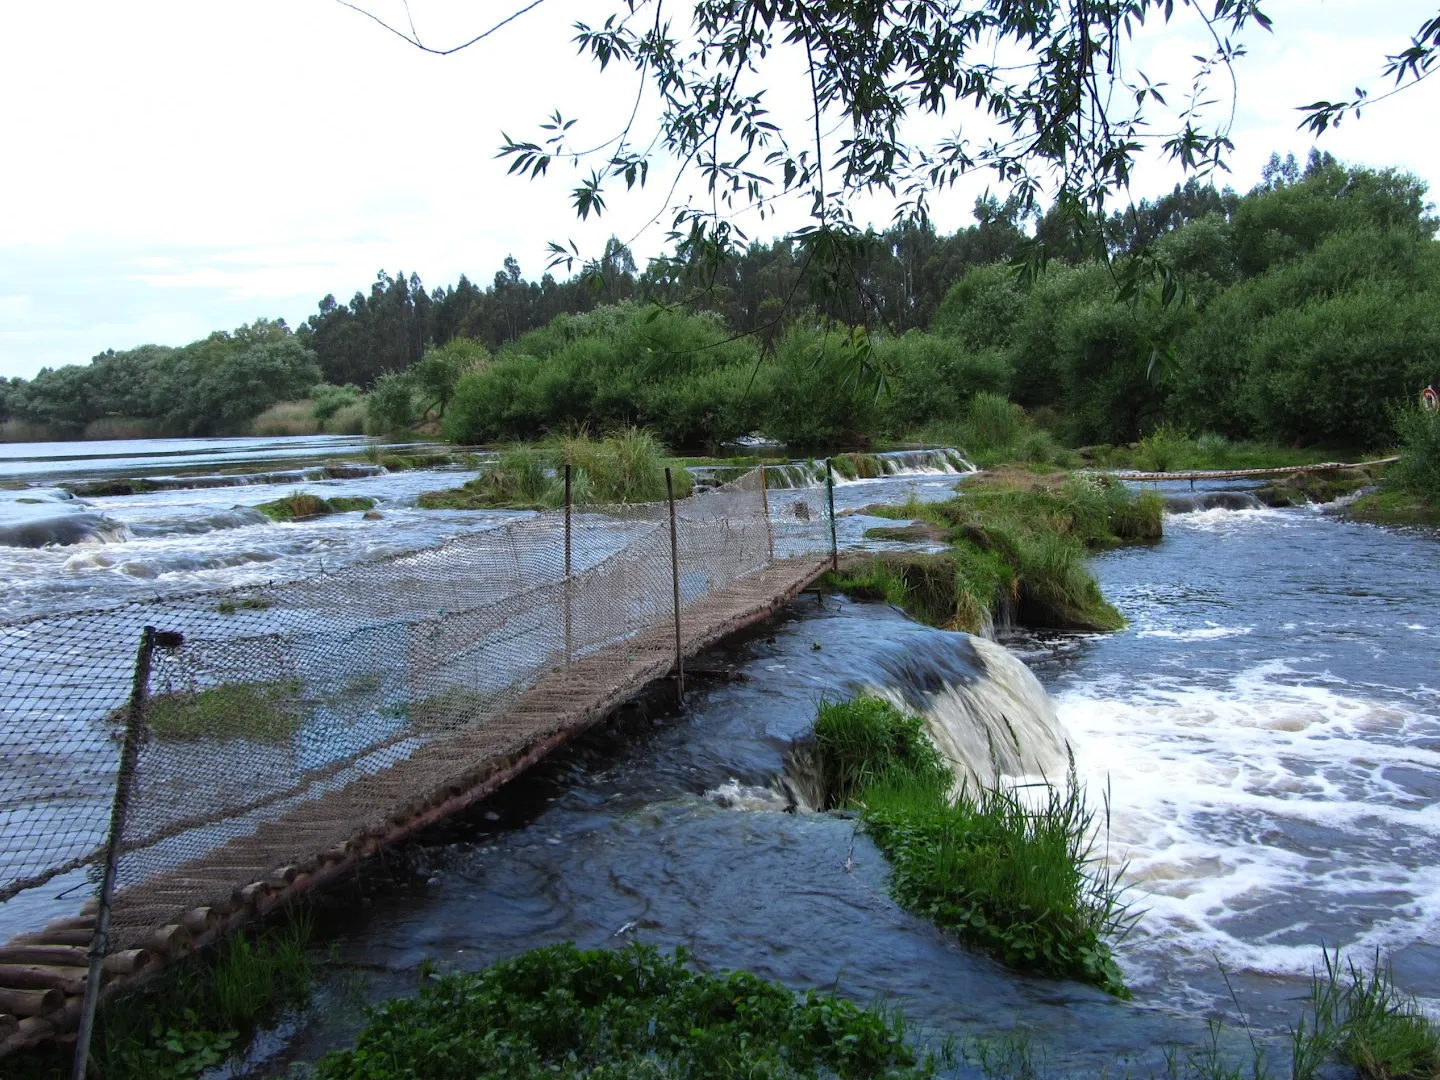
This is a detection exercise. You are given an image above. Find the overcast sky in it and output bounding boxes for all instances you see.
[1,0,1437,381]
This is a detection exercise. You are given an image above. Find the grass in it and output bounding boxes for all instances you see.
[808,695,1132,996]
[1291,948,1440,1080]
[310,941,937,1079]
[251,400,323,436]
[8,909,312,1080]
[919,394,1075,470]
[253,491,376,521]
[142,680,305,742]
[216,595,271,615]
[418,427,694,510]
[829,472,1156,632]
[1091,429,1370,473]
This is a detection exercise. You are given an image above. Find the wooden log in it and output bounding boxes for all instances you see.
[139,925,192,957]
[0,1013,17,1039]
[41,916,94,933]
[15,1014,55,1041]
[179,907,219,934]
[263,865,299,888]
[5,930,91,947]
[0,965,89,996]
[0,946,88,968]
[238,883,273,908]
[0,988,63,1017]
[101,950,153,976]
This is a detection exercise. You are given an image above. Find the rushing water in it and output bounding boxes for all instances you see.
[3,439,1437,1074]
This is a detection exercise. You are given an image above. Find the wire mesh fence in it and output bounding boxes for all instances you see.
[0,466,834,958]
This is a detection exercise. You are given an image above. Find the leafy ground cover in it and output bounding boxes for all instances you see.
[141,679,305,742]
[830,472,1160,632]
[809,696,1132,996]
[309,941,938,1079]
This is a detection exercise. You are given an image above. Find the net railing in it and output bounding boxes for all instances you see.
[0,467,834,950]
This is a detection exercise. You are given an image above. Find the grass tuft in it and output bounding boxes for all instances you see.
[1292,948,1440,1080]
[143,680,304,743]
[806,695,1132,996]
[253,491,376,521]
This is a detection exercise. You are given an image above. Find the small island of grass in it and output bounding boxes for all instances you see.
[253,492,376,521]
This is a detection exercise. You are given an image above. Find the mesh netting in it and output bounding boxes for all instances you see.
[0,468,832,949]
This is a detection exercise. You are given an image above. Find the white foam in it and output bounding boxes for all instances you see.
[1061,661,1440,982]
[1136,625,1253,641]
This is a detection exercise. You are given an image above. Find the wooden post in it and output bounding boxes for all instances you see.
[665,468,684,702]
[73,626,177,1080]
[563,463,573,664]
[824,458,838,572]
[759,466,774,563]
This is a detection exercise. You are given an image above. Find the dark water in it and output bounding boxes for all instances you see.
[218,490,1440,1078]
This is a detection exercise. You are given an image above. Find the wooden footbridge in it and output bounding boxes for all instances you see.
[1101,455,1396,483]
[0,467,838,1063]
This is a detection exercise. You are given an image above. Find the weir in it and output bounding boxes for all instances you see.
[0,466,836,1057]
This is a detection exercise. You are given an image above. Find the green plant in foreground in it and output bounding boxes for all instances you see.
[810,696,1132,996]
[1391,403,1440,504]
[1291,948,1440,1080]
[254,491,376,521]
[311,941,935,1079]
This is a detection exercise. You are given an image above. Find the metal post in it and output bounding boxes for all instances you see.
[72,626,171,1080]
[665,467,684,702]
[564,463,573,664]
[759,466,774,563]
[825,458,838,572]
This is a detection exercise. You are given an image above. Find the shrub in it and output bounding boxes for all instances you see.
[366,371,416,434]
[311,942,932,1079]
[310,383,361,420]
[1391,404,1440,503]
[324,400,368,434]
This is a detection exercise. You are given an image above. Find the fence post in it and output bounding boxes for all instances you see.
[759,466,774,563]
[824,458,838,572]
[665,467,684,702]
[72,625,173,1080]
[564,463,573,664]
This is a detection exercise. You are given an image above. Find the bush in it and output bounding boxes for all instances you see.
[310,383,361,420]
[1392,404,1440,502]
[325,400,368,434]
[366,371,416,434]
[311,942,932,1079]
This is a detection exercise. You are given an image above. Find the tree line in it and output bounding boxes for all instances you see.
[2,151,1435,451]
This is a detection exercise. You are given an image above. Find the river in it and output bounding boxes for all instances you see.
[1,439,1437,1075]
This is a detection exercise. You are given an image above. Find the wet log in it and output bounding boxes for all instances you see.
[0,1013,17,1039]
[0,965,88,996]
[41,916,94,933]
[0,988,63,1018]
[139,925,191,957]
[5,930,91,947]
[179,907,219,934]
[102,950,153,976]
[15,1015,55,1042]
[0,946,88,968]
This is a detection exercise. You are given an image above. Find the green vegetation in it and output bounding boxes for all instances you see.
[143,680,304,742]
[310,941,935,1079]
[253,492,376,521]
[1292,949,1440,1080]
[9,911,312,1080]
[418,428,692,510]
[830,473,1159,632]
[810,696,1131,996]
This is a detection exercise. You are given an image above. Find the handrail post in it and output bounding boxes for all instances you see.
[72,626,175,1080]
[759,466,774,563]
[665,467,684,702]
[824,458,838,572]
[564,463,573,664]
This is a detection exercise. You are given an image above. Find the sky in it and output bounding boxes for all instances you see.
[1,0,1437,380]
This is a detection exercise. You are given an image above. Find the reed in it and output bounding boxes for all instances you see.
[250,400,322,436]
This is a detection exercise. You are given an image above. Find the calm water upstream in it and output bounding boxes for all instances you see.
[2,439,1437,1074]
